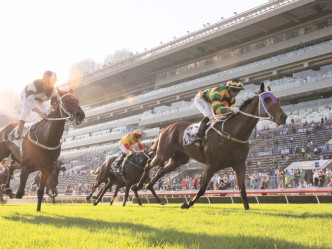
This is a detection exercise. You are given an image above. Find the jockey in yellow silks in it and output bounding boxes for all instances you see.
[190,78,244,144]
[14,71,58,140]
[114,129,144,170]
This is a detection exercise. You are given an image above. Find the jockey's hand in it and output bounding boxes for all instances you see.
[230,106,240,113]
[130,148,136,153]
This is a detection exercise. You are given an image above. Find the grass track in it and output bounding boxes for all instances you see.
[0,203,331,249]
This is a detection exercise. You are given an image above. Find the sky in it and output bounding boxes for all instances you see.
[0,0,268,94]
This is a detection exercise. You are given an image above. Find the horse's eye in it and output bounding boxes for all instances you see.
[264,97,272,104]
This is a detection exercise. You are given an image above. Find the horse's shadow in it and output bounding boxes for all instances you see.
[2,212,319,249]
[217,207,332,220]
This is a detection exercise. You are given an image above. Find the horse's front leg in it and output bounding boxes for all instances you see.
[37,171,50,212]
[181,164,215,209]
[4,163,18,197]
[234,162,249,210]
[132,156,160,191]
[15,166,30,199]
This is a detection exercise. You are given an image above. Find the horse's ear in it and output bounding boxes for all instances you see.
[260,82,265,93]
[267,86,271,91]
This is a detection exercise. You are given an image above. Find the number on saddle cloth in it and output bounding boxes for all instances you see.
[183,122,211,145]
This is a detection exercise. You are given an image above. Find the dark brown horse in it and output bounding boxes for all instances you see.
[86,148,160,206]
[0,89,84,211]
[132,83,287,210]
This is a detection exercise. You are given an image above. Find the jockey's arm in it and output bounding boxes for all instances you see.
[32,108,46,119]
[137,139,144,151]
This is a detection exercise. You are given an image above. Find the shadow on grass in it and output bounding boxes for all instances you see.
[217,207,332,220]
[2,213,325,249]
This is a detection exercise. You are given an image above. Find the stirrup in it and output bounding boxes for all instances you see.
[188,135,206,145]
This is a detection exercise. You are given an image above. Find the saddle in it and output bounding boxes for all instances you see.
[183,115,229,146]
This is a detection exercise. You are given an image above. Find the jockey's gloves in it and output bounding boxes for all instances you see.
[230,106,240,113]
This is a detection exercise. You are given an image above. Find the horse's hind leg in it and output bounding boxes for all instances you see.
[181,164,215,209]
[122,184,130,206]
[234,163,249,210]
[94,180,113,206]
[0,141,10,162]
[86,182,98,201]
[147,152,189,204]
[111,184,121,205]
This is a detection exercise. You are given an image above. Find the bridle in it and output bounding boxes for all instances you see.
[44,93,75,121]
[238,91,277,120]
[211,91,279,144]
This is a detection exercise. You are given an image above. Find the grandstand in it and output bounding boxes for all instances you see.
[13,0,332,191]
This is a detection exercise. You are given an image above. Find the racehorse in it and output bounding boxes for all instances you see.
[0,89,84,211]
[132,83,287,210]
[30,161,66,204]
[86,148,160,206]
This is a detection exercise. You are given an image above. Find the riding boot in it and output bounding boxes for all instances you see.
[190,117,210,144]
[14,120,25,140]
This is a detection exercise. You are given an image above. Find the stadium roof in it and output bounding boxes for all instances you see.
[70,0,332,106]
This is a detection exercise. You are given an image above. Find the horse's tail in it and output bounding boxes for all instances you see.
[0,122,17,141]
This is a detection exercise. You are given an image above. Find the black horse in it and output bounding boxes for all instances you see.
[86,148,161,206]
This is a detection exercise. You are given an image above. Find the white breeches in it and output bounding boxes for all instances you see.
[19,90,47,121]
[119,141,130,155]
[194,93,214,119]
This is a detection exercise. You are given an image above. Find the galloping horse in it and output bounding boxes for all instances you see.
[87,148,159,206]
[132,83,287,209]
[0,89,85,211]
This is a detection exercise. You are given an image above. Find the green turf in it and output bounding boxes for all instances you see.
[0,203,331,249]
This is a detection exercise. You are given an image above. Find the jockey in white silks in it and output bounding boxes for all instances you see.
[15,71,58,140]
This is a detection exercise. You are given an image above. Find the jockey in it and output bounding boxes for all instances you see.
[190,78,244,143]
[114,129,144,172]
[14,71,58,140]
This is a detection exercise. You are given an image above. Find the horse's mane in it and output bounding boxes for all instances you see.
[239,95,256,109]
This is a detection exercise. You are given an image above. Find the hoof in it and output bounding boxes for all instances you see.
[131,185,139,192]
[4,188,12,196]
[93,202,98,206]
[181,202,190,209]
[160,202,166,206]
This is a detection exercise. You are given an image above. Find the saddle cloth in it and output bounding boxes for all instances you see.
[183,122,213,145]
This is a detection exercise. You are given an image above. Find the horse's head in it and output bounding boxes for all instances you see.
[257,82,287,125]
[54,88,85,125]
[47,160,66,188]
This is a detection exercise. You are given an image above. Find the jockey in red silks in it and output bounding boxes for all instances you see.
[190,78,244,144]
[14,71,58,140]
